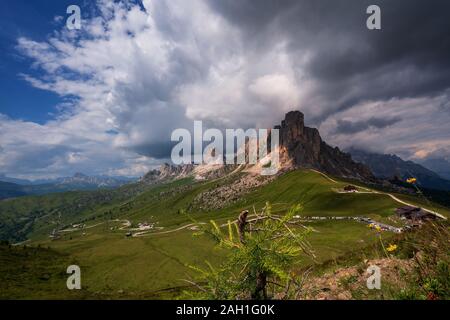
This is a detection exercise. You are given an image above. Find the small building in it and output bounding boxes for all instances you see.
[49,230,61,240]
[138,222,154,231]
[395,206,437,222]
[344,185,358,192]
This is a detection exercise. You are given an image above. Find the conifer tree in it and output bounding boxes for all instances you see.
[185,203,312,300]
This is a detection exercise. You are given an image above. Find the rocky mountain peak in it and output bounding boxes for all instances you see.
[276,111,375,181]
[279,111,305,141]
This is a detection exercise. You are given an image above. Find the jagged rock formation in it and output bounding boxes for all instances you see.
[141,163,195,184]
[276,111,374,180]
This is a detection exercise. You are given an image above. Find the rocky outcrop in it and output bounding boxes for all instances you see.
[141,163,195,184]
[190,174,276,211]
[276,111,374,180]
[141,162,237,184]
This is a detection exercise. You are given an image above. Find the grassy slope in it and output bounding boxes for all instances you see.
[1,169,448,299]
[224,170,399,218]
[0,180,176,242]
[0,244,91,300]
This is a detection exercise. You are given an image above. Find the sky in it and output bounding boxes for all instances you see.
[0,0,449,180]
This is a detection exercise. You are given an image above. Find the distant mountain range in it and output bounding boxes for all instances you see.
[0,173,135,186]
[348,148,450,191]
[419,158,450,180]
[53,173,136,188]
[0,174,34,185]
[0,173,136,200]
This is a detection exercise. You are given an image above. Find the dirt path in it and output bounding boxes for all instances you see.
[132,214,277,237]
[132,223,207,237]
[60,222,106,233]
[310,169,338,184]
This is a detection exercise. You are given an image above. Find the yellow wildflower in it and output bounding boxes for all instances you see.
[406,178,417,184]
[387,244,398,252]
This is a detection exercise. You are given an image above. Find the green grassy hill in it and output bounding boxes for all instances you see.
[0,169,448,299]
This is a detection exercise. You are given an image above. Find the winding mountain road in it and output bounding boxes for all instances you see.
[317,170,447,220]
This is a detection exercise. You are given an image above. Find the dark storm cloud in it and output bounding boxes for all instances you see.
[335,116,402,135]
[132,142,175,160]
[207,0,450,122]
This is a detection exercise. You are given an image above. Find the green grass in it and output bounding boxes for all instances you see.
[45,230,221,294]
[0,243,91,299]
